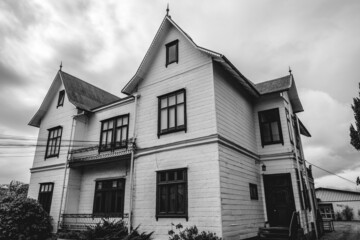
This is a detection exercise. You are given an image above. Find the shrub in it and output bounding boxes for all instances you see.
[169,223,222,240]
[81,219,128,240]
[342,205,354,221]
[0,196,53,240]
[73,219,153,240]
[335,211,342,221]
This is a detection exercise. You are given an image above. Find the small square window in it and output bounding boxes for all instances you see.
[249,183,258,200]
[57,90,65,108]
[166,40,179,67]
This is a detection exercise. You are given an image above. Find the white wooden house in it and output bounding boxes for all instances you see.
[27,14,318,240]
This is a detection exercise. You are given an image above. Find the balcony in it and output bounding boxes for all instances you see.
[60,213,129,231]
[68,139,135,168]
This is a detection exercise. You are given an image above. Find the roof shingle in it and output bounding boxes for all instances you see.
[60,71,120,111]
[255,75,292,94]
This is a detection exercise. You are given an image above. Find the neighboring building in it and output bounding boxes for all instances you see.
[316,187,360,221]
[27,14,318,240]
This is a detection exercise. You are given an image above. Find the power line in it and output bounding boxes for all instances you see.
[306,160,356,185]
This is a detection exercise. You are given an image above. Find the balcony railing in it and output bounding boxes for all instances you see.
[68,139,135,167]
[60,213,129,231]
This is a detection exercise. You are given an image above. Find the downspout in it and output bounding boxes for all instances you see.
[296,116,318,239]
[57,116,76,230]
[292,115,309,234]
[128,94,139,232]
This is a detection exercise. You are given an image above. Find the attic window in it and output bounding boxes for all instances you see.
[166,40,179,67]
[57,90,65,108]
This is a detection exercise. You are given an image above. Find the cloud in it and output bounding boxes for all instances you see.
[299,89,359,180]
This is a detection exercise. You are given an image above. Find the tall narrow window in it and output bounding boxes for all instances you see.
[45,126,62,159]
[156,168,187,220]
[57,90,65,108]
[99,114,129,152]
[258,108,283,147]
[292,115,301,150]
[166,40,179,67]
[38,183,54,213]
[285,108,294,144]
[249,183,258,200]
[158,89,186,137]
[93,179,125,216]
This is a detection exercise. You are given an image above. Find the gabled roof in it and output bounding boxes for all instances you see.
[28,71,120,127]
[255,75,291,94]
[121,15,259,97]
[60,71,120,111]
[255,74,304,113]
[316,187,360,202]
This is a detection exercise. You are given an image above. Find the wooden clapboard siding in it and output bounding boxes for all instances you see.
[27,167,65,231]
[64,168,82,214]
[32,84,77,169]
[132,143,222,240]
[213,62,257,153]
[135,24,217,149]
[218,144,263,240]
[254,94,293,155]
[78,101,135,147]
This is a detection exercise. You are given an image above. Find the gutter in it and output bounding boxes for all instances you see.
[128,93,140,232]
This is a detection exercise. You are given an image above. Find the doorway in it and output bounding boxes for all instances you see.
[263,173,296,227]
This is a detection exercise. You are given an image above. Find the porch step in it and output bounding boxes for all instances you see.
[258,227,289,240]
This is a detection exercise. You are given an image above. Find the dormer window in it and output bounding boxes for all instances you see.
[166,40,179,67]
[57,90,65,108]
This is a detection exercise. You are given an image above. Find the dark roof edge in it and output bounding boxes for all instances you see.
[315,187,360,195]
[91,95,135,111]
[221,56,260,97]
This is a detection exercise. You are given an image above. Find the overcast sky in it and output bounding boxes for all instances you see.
[0,0,359,190]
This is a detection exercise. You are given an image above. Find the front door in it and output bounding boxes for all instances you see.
[263,173,296,227]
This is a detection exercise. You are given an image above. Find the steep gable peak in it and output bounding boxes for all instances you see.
[121,15,259,97]
[29,70,121,127]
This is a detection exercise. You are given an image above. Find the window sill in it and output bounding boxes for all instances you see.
[156,214,188,221]
[45,155,59,159]
[261,140,283,147]
[158,127,186,138]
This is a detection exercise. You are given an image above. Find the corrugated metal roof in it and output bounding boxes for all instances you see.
[316,188,360,202]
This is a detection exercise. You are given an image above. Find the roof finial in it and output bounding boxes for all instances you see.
[166,3,169,16]
[289,66,292,75]
[60,61,63,71]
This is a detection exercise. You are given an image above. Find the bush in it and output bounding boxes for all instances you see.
[335,211,342,220]
[0,196,53,240]
[82,219,128,240]
[169,223,222,240]
[60,219,153,240]
[342,205,354,221]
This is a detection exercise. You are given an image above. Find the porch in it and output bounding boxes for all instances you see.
[61,145,132,231]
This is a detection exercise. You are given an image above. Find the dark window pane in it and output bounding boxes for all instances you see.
[271,122,280,141]
[169,185,177,212]
[160,186,167,212]
[168,44,177,63]
[168,171,175,181]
